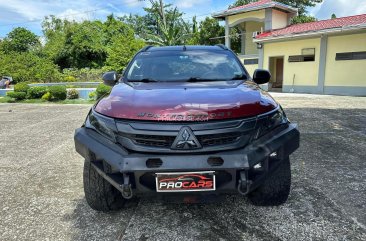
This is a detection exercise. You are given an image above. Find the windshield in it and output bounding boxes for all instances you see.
[126,50,247,82]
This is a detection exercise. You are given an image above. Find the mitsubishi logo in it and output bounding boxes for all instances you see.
[171,127,202,150]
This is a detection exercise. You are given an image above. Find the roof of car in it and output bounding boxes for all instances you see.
[144,45,227,52]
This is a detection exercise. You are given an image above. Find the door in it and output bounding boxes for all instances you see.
[274,58,284,88]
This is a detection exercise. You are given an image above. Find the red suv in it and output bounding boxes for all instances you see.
[74,45,299,211]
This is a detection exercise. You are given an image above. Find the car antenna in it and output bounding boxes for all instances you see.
[183,45,187,51]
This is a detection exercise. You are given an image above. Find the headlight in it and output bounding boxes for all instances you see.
[85,109,117,142]
[255,107,288,138]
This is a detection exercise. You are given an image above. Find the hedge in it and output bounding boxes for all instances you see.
[41,92,51,101]
[7,91,27,100]
[48,86,67,100]
[67,88,79,99]
[96,83,112,99]
[88,91,96,100]
[27,86,48,99]
[14,82,30,93]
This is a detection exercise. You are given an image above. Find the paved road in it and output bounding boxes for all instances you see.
[0,94,366,241]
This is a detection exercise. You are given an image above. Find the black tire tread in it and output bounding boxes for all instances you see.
[83,159,125,211]
[248,157,291,206]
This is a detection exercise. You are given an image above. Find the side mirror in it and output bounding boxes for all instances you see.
[102,71,118,86]
[253,69,271,85]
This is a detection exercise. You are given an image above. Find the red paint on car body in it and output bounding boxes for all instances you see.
[95,80,278,121]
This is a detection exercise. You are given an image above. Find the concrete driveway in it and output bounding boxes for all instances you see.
[0,94,365,241]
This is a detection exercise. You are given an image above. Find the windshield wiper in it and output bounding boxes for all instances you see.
[231,75,247,80]
[186,77,220,82]
[128,78,159,83]
[187,76,247,82]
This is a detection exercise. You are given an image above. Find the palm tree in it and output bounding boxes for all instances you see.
[139,0,191,45]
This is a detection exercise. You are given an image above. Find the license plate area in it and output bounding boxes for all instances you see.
[156,171,215,192]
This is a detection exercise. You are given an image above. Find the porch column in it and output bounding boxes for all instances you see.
[317,34,328,94]
[237,25,245,55]
[258,44,269,91]
[241,30,245,55]
[225,17,231,49]
[258,45,264,69]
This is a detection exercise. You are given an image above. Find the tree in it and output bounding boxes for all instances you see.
[331,13,337,19]
[104,16,145,72]
[229,0,255,9]
[106,36,145,72]
[1,27,40,53]
[42,16,75,69]
[278,0,322,16]
[42,15,140,69]
[68,20,107,68]
[103,14,135,45]
[291,15,317,24]
[0,52,61,83]
[43,18,107,69]
[196,17,225,45]
[131,0,192,45]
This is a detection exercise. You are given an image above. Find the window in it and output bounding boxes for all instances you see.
[244,59,259,65]
[288,55,315,62]
[126,50,247,82]
[336,51,366,61]
[302,48,315,55]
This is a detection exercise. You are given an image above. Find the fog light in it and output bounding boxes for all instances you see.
[270,152,277,158]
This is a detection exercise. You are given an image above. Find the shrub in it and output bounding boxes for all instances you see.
[27,86,48,99]
[14,82,30,93]
[88,91,96,100]
[48,85,67,100]
[62,68,104,82]
[0,52,62,83]
[7,91,26,100]
[67,88,79,99]
[41,92,51,101]
[96,84,112,99]
[64,76,77,82]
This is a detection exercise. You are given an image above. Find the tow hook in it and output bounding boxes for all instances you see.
[237,171,252,195]
[120,174,133,199]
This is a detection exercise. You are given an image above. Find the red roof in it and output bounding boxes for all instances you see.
[229,0,273,11]
[213,0,296,18]
[256,14,366,39]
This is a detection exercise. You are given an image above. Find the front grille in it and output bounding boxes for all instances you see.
[125,132,241,149]
[130,134,175,148]
[197,132,242,147]
[116,117,257,153]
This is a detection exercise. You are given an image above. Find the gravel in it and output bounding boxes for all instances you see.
[0,94,365,241]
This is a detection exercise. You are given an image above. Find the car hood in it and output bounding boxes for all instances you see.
[94,81,278,121]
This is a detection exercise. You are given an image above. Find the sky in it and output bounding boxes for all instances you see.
[0,0,366,37]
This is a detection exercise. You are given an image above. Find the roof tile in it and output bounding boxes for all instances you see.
[256,14,366,39]
[229,0,273,11]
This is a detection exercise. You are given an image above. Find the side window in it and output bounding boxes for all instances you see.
[128,60,143,79]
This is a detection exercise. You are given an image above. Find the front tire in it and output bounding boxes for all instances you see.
[248,157,291,206]
[83,159,125,211]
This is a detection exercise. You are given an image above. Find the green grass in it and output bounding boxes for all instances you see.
[0,96,95,104]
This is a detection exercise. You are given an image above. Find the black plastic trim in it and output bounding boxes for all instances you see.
[74,123,299,194]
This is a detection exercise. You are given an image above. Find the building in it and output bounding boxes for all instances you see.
[213,0,366,96]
